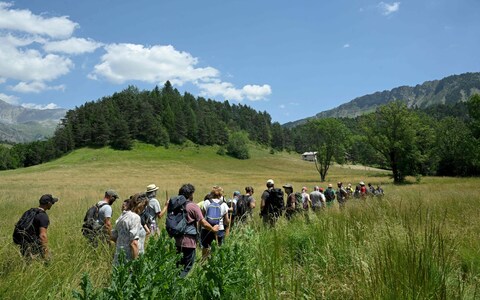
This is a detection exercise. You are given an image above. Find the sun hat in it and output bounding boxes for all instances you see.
[328,183,333,188]
[39,194,58,205]
[282,183,293,189]
[359,181,365,185]
[146,184,159,193]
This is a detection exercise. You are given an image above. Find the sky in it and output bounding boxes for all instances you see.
[0,1,479,124]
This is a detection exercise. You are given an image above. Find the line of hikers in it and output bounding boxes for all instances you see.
[12,179,383,276]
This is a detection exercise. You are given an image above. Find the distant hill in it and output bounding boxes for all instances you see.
[285,72,480,127]
[0,99,67,143]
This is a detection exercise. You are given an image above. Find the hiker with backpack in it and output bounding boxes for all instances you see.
[336,182,348,208]
[301,186,311,211]
[324,184,336,207]
[260,179,284,226]
[13,194,58,261]
[82,189,118,246]
[165,183,219,277]
[235,186,256,224]
[359,182,367,199]
[283,184,301,220]
[111,193,149,265]
[225,191,240,236]
[201,186,230,258]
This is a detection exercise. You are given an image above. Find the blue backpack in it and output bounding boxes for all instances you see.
[205,200,223,226]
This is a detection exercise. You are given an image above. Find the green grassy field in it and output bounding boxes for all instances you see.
[0,143,479,299]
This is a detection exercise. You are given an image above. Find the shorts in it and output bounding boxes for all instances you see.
[200,229,225,248]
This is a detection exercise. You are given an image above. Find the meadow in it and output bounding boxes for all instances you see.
[0,143,479,299]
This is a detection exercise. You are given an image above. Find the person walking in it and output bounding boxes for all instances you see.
[310,186,325,211]
[324,184,336,207]
[111,193,148,265]
[167,183,219,277]
[145,184,164,235]
[301,186,311,211]
[336,182,348,208]
[96,189,119,242]
[201,186,229,258]
[283,184,298,220]
[13,194,58,261]
[260,179,284,226]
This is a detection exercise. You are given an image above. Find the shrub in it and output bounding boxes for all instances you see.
[226,131,250,159]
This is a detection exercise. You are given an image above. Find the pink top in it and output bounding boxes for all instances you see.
[175,201,204,249]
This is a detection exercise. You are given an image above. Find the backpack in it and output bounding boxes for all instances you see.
[141,205,156,227]
[266,188,284,213]
[13,208,41,245]
[82,203,107,237]
[324,189,335,202]
[165,195,197,237]
[236,195,250,220]
[205,199,223,226]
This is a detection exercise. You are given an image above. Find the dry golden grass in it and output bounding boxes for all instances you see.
[1,143,478,299]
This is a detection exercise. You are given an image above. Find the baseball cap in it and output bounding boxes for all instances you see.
[106,189,119,199]
[266,179,274,185]
[233,191,241,196]
[39,194,58,205]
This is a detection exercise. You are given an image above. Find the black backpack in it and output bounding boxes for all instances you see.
[165,195,197,238]
[236,195,250,220]
[13,208,41,245]
[266,188,284,213]
[82,203,107,237]
[325,189,335,202]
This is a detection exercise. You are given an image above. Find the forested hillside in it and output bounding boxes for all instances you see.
[1,81,479,180]
[0,82,290,169]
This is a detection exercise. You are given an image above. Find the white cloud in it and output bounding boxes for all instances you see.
[0,2,77,38]
[197,81,271,101]
[90,43,272,101]
[378,2,401,15]
[343,43,350,48]
[0,92,19,104]
[9,81,66,93]
[21,102,60,110]
[44,37,103,55]
[242,84,272,101]
[90,43,219,85]
[279,104,286,109]
[0,42,73,82]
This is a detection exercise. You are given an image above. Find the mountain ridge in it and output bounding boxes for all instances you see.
[284,72,480,127]
[0,99,67,142]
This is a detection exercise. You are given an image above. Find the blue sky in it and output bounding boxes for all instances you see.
[0,1,479,123]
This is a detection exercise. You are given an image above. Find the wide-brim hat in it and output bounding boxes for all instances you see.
[283,183,293,189]
[146,184,159,193]
[359,181,365,185]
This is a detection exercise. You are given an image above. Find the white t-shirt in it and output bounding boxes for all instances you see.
[203,199,229,231]
[97,201,112,225]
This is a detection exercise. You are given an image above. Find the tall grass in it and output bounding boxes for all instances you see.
[0,143,479,299]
